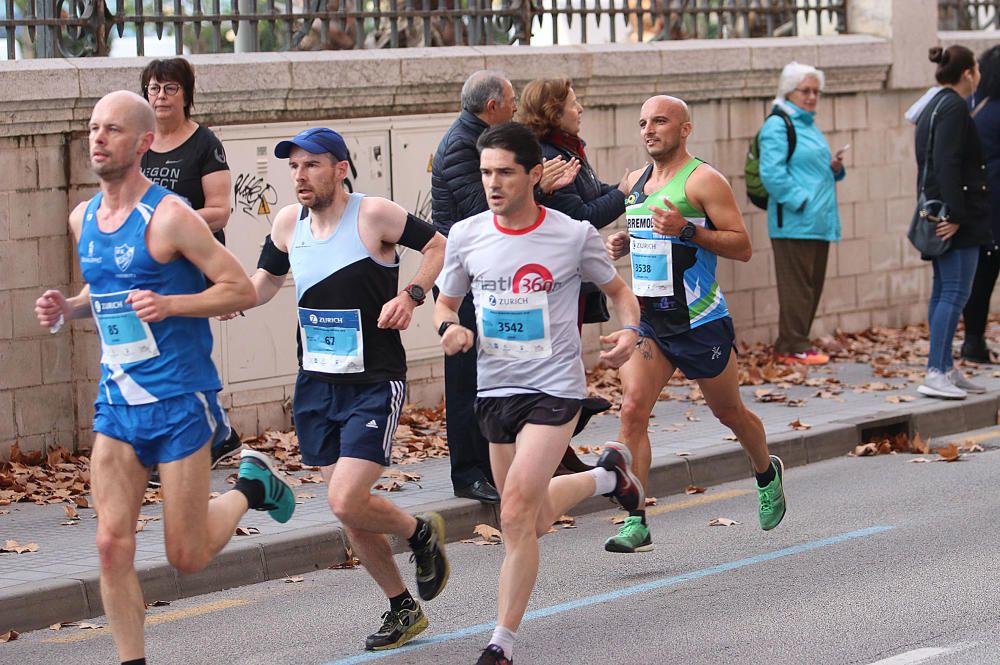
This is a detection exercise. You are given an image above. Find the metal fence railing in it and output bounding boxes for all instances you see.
[0,0,848,60]
[939,0,1000,30]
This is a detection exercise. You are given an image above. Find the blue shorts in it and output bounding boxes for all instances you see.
[292,375,406,467]
[639,316,736,380]
[93,391,228,467]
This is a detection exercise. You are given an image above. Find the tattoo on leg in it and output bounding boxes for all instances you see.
[640,339,653,360]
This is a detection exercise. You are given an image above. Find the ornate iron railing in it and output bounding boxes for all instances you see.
[939,0,1000,30]
[0,0,847,59]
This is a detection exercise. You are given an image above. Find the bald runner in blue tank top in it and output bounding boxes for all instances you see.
[79,184,228,465]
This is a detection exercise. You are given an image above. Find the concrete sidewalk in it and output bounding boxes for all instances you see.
[3,360,999,634]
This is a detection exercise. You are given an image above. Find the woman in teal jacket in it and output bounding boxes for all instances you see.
[760,61,847,365]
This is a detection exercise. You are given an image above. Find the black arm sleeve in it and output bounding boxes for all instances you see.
[257,234,290,275]
[398,213,438,250]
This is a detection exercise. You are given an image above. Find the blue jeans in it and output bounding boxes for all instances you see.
[927,247,980,371]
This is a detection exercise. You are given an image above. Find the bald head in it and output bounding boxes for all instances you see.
[641,95,690,123]
[92,90,156,135]
[88,90,156,181]
[638,95,692,162]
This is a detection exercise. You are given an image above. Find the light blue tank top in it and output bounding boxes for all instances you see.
[78,184,221,405]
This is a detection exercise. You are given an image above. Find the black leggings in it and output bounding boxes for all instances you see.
[963,245,1000,338]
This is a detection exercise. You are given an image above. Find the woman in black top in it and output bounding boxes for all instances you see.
[139,58,240,470]
[913,45,992,399]
[140,58,232,244]
[961,45,1000,363]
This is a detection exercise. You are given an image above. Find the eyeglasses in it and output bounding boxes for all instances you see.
[792,87,822,97]
[145,83,181,97]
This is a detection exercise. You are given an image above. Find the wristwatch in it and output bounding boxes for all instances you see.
[403,283,426,305]
[679,221,697,241]
[437,320,456,337]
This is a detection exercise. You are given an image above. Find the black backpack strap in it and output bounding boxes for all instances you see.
[769,108,796,162]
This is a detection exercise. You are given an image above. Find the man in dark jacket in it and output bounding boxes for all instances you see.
[430,71,517,503]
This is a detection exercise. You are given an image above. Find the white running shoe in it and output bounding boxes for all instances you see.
[947,367,987,394]
[918,368,967,400]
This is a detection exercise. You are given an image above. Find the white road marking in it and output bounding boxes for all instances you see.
[866,647,953,665]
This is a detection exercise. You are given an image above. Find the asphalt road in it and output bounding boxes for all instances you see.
[6,427,1000,665]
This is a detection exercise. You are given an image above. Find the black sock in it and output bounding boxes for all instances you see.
[122,659,147,665]
[756,463,776,488]
[407,517,429,550]
[389,589,414,613]
[628,509,647,526]
[234,477,265,509]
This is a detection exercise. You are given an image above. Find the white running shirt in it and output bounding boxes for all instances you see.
[437,206,617,399]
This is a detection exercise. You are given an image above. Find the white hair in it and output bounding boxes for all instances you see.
[775,62,825,101]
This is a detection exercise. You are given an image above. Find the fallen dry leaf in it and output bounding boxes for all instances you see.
[644,496,658,506]
[1,539,39,554]
[148,600,170,607]
[63,504,78,520]
[330,547,361,569]
[723,434,739,441]
[685,408,701,422]
[958,441,985,453]
[787,399,808,407]
[933,443,961,462]
[849,443,878,457]
[911,457,931,463]
[685,485,706,495]
[552,515,576,527]
[674,451,691,457]
[708,517,740,527]
[0,630,18,642]
[78,623,103,630]
[234,526,260,536]
[788,419,812,431]
[283,576,305,583]
[754,389,787,403]
[912,433,931,455]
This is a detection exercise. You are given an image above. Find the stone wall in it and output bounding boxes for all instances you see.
[0,26,995,457]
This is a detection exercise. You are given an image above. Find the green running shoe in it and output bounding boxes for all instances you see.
[365,599,428,651]
[238,449,295,524]
[604,515,654,553]
[757,454,786,531]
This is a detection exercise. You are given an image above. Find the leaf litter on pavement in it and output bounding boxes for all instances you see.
[0,321,994,513]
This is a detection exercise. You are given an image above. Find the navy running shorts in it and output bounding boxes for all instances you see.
[639,315,736,380]
[474,392,583,444]
[93,390,226,467]
[292,374,406,467]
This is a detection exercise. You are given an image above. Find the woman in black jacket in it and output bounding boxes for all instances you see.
[914,45,992,399]
[961,45,1000,363]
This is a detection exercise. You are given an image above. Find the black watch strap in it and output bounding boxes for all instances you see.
[437,320,456,337]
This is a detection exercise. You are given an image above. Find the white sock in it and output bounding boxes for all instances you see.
[589,466,617,495]
[490,626,516,659]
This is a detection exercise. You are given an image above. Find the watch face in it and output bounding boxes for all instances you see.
[681,223,695,240]
[408,284,425,300]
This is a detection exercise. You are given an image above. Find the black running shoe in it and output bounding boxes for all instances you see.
[211,428,243,469]
[364,599,428,651]
[476,644,513,665]
[409,512,449,601]
[597,442,645,512]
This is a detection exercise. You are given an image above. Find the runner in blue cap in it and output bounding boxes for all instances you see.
[225,127,451,652]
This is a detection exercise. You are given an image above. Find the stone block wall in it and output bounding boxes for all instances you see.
[0,29,993,457]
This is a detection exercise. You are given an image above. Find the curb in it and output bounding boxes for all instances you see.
[2,394,997,634]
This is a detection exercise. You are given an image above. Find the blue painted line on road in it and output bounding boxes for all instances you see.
[322,525,894,665]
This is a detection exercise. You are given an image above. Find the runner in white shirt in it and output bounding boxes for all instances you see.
[434,122,644,665]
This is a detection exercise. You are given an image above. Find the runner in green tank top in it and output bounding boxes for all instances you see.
[602,95,787,554]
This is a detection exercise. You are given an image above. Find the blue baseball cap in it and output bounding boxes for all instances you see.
[274,127,350,161]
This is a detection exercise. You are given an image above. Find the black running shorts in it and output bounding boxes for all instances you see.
[473,392,583,444]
